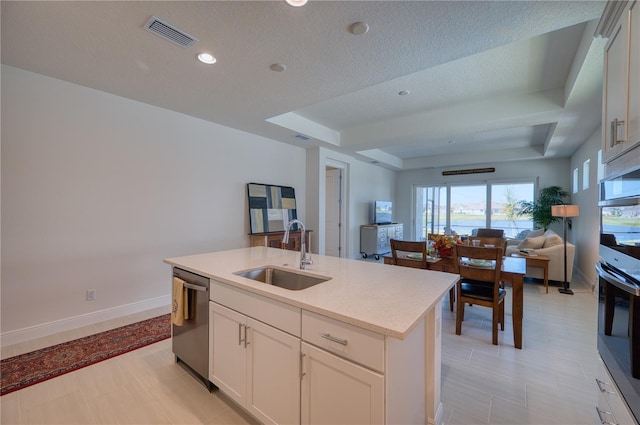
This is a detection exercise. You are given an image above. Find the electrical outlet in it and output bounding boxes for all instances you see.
[87,289,96,301]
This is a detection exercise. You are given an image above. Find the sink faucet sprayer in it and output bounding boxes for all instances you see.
[283,219,312,270]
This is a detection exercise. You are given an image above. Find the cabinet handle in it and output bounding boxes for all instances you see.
[595,406,617,425]
[596,378,617,394]
[244,326,250,348]
[610,118,625,146]
[320,333,348,346]
[300,353,306,380]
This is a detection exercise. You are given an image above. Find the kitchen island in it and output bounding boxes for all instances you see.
[165,246,457,425]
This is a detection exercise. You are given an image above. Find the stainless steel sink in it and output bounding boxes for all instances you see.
[233,266,331,290]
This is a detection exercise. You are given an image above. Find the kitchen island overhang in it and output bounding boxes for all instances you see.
[165,246,457,425]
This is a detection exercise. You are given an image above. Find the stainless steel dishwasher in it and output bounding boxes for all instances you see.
[172,267,213,390]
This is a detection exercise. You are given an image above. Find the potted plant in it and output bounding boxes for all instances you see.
[517,186,571,230]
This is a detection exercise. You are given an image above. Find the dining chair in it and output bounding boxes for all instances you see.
[475,228,505,238]
[467,236,507,254]
[452,244,506,345]
[390,239,427,269]
[390,239,455,311]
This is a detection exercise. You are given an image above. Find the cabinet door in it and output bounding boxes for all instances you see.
[301,342,383,425]
[210,303,247,406]
[266,233,285,249]
[603,19,629,162]
[629,1,639,145]
[246,318,301,425]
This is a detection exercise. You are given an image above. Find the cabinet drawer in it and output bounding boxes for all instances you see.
[302,310,384,373]
[211,280,301,337]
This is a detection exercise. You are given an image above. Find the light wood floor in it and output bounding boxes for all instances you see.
[1,276,604,424]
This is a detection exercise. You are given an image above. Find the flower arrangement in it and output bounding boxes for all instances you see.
[432,233,463,257]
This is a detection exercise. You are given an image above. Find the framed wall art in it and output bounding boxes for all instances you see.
[247,183,298,234]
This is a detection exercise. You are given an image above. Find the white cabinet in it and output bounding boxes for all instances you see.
[594,362,637,425]
[360,223,404,259]
[629,1,640,145]
[210,302,246,404]
[208,279,443,425]
[210,302,301,425]
[300,342,384,425]
[602,0,640,163]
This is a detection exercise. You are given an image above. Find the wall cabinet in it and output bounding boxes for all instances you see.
[210,302,301,425]
[249,230,312,252]
[360,223,404,260]
[602,0,640,164]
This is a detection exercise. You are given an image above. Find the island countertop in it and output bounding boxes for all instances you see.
[165,246,457,339]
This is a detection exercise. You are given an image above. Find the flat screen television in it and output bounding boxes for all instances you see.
[372,200,393,225]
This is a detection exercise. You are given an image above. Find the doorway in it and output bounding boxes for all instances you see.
[325,167,342,257]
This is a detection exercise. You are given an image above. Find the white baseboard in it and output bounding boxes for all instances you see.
[0,295,171,348]
[574,267,598,295]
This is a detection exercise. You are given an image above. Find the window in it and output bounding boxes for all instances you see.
[573,168,579,194]
[598,150,605,182]
[583,159,590,190]
[450,184,486,235]
[414,185,446,240]
[414,181,534,239]
[491,183,535,237]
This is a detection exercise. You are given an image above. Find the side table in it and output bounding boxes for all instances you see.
[511,253,551,293]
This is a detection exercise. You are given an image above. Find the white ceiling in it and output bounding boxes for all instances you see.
[1,1,608,170]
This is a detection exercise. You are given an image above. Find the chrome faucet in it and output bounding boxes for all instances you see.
[283,219,312,269]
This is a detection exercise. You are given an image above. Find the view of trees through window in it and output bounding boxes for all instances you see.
[414,182,535,240]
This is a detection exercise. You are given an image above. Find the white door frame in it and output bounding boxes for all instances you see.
[325,159,348,258]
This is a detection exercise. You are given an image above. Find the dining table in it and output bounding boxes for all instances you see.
[384,254,527,349]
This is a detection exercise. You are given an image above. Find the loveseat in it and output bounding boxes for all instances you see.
[505,229,575,282]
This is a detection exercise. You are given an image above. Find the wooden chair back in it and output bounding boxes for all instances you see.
[390,239,428,269]
[475,228,505,238]
[454,245,503,290]
[466,237,506,254]
[452,244,505,345]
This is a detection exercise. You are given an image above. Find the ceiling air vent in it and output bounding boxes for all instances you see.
[144,16,198,48]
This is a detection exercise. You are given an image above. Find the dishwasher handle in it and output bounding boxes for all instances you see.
[183,282,208,292]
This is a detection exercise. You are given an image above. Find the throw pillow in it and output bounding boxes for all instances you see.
[528,229,545,238]
[517,235,546,250]
[543,234,564,247]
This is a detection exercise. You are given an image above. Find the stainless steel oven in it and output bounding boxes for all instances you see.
[597,166,640,423]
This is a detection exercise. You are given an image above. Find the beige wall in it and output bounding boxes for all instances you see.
[1,66,307,341]
[570,126,602,289]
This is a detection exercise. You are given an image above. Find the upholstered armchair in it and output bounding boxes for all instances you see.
[505,230,575,282]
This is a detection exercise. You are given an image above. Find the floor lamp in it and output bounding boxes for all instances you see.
[551,205,579,295]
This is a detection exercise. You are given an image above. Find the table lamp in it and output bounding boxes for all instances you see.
[551,205,579,295]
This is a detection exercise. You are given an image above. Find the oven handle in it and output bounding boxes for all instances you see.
[596,262,640,296]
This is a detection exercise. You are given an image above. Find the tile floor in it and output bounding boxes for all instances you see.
[1,275,605,424]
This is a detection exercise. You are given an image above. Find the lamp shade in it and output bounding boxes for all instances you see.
[551,204,580,217]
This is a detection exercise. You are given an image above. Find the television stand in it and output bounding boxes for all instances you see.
[360,223,403,260]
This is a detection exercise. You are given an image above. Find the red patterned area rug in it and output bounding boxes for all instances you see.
[0,313,170,396]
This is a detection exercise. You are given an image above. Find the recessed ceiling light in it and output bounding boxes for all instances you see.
[448,140,456,144]
[398,90,410,96]
[197,53,216,64]
[350,22,369,36]
[270,63,287,72]
[285,0,307,6]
